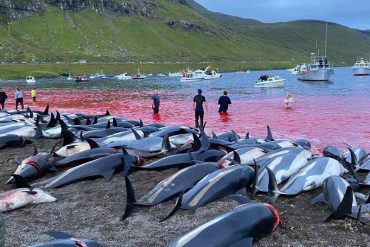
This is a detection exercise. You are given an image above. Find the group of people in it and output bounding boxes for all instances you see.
[0,87,37,110]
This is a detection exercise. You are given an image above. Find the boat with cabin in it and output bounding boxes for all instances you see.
[254,75,285,88]
[115,73,132,80]
[352,58,370,76]
[26,76,36,84]
[297,23,333,81]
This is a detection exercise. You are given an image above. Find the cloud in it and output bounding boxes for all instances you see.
[194,0,370,30]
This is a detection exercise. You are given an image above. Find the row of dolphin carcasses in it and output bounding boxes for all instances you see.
[1,105,369,246]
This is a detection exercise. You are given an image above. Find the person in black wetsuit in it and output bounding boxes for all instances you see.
[152,92,160,114]
[218,91,231,113]
[193,89,207,130]
[0,88,7,110]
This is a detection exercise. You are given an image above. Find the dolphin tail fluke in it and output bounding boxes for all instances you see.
[265,125,274,141]
[160,191,183,222]
[324,186,353,222]
[267,167,280,205]
[121,176,137,221]
[41,104,49,115]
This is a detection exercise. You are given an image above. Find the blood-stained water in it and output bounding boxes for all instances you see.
[1,67,369,151]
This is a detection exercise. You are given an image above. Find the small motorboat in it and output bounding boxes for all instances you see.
[254,75,285,88]
[115,73,132,80]
[67,73,74,80]
[352,58,370,76]
[132,69,146,80]
[75,76,89,82]
[26,76,36,84]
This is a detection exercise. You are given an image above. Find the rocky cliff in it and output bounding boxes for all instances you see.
[0,0,158,23]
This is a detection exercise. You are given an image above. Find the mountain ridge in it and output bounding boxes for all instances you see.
[0,0,369,65]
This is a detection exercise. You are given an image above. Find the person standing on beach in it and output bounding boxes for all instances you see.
[193,89,207,130]
[31,88,36,102]
[15,88,24,110]
[152,92,160,114]
[218,91,231,113]
[0,88,8,110]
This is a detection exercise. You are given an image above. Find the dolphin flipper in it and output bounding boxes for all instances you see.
[160,191,184,222]
[310,193,327,205]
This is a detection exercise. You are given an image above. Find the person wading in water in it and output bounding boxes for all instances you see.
[193,89,207,130]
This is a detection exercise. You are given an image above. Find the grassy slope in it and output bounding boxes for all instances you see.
[0,1,370,79]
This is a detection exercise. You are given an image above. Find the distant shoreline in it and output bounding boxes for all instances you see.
[0,61,297,80]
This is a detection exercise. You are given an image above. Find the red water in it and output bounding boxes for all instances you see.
[4,87,369,152]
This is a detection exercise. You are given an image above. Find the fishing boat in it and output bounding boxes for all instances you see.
[254,76,285,88]
[26,76,36,84]
[75,76,89,82]
[115,73,132,80]
[297,23,334,81]
[132,69,146,80]
[352,58,370,76]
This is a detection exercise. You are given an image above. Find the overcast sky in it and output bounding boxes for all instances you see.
[194,0,370,30]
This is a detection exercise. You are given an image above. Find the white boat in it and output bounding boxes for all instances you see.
[115,73,132,80]
[26,76,36,84]
[132,69,146,80]
[297,23,334,81]
[67,74,74,80]
[352,58,370,76]
[254,76,285,88]
[168,72,183,77]
[288,65,301,75]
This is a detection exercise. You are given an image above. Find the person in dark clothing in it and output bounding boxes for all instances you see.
[152,92,160,114]
[193,89,207,130]
[0,88,7,110]
[218,91,231,113]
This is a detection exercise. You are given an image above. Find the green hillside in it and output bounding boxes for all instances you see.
[0,0,369,74]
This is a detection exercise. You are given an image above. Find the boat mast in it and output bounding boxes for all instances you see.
[324,22,328,57]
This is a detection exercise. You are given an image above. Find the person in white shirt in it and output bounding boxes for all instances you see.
[15,88,24,110]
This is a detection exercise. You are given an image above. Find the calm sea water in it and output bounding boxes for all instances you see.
[1,67,369,151]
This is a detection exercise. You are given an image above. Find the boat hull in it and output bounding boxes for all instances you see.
[297,68,333,81]
[352,67,370,76]
[254,79,285,88]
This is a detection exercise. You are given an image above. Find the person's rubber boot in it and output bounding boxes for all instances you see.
[0,213,5,247]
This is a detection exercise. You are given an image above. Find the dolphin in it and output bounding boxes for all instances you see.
[121,162,220,220]
[267,157,348,203]
[161,165,255,221]
[28,231,102,247]
[1,175,56,212]
[255,153,309,193]
[36,150,137,188]
[0,134,33,149]
[168,202,280,247]
[217,147,267,168]
[6,143,60,184]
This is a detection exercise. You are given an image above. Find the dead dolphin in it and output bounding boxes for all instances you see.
[122,162,220,220]
[162,164,255,221]
[0,134,33,149]
[168,202,280,247]
[0,175,56,212]
[6,143,60,184]
[268,157,348,203]
[29,231,102,247]
[36,150,138,188]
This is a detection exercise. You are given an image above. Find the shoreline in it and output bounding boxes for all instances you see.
[0,61,296,80]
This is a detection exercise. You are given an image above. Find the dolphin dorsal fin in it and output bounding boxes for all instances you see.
[265,125,274,141]
[41,104,49,115]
